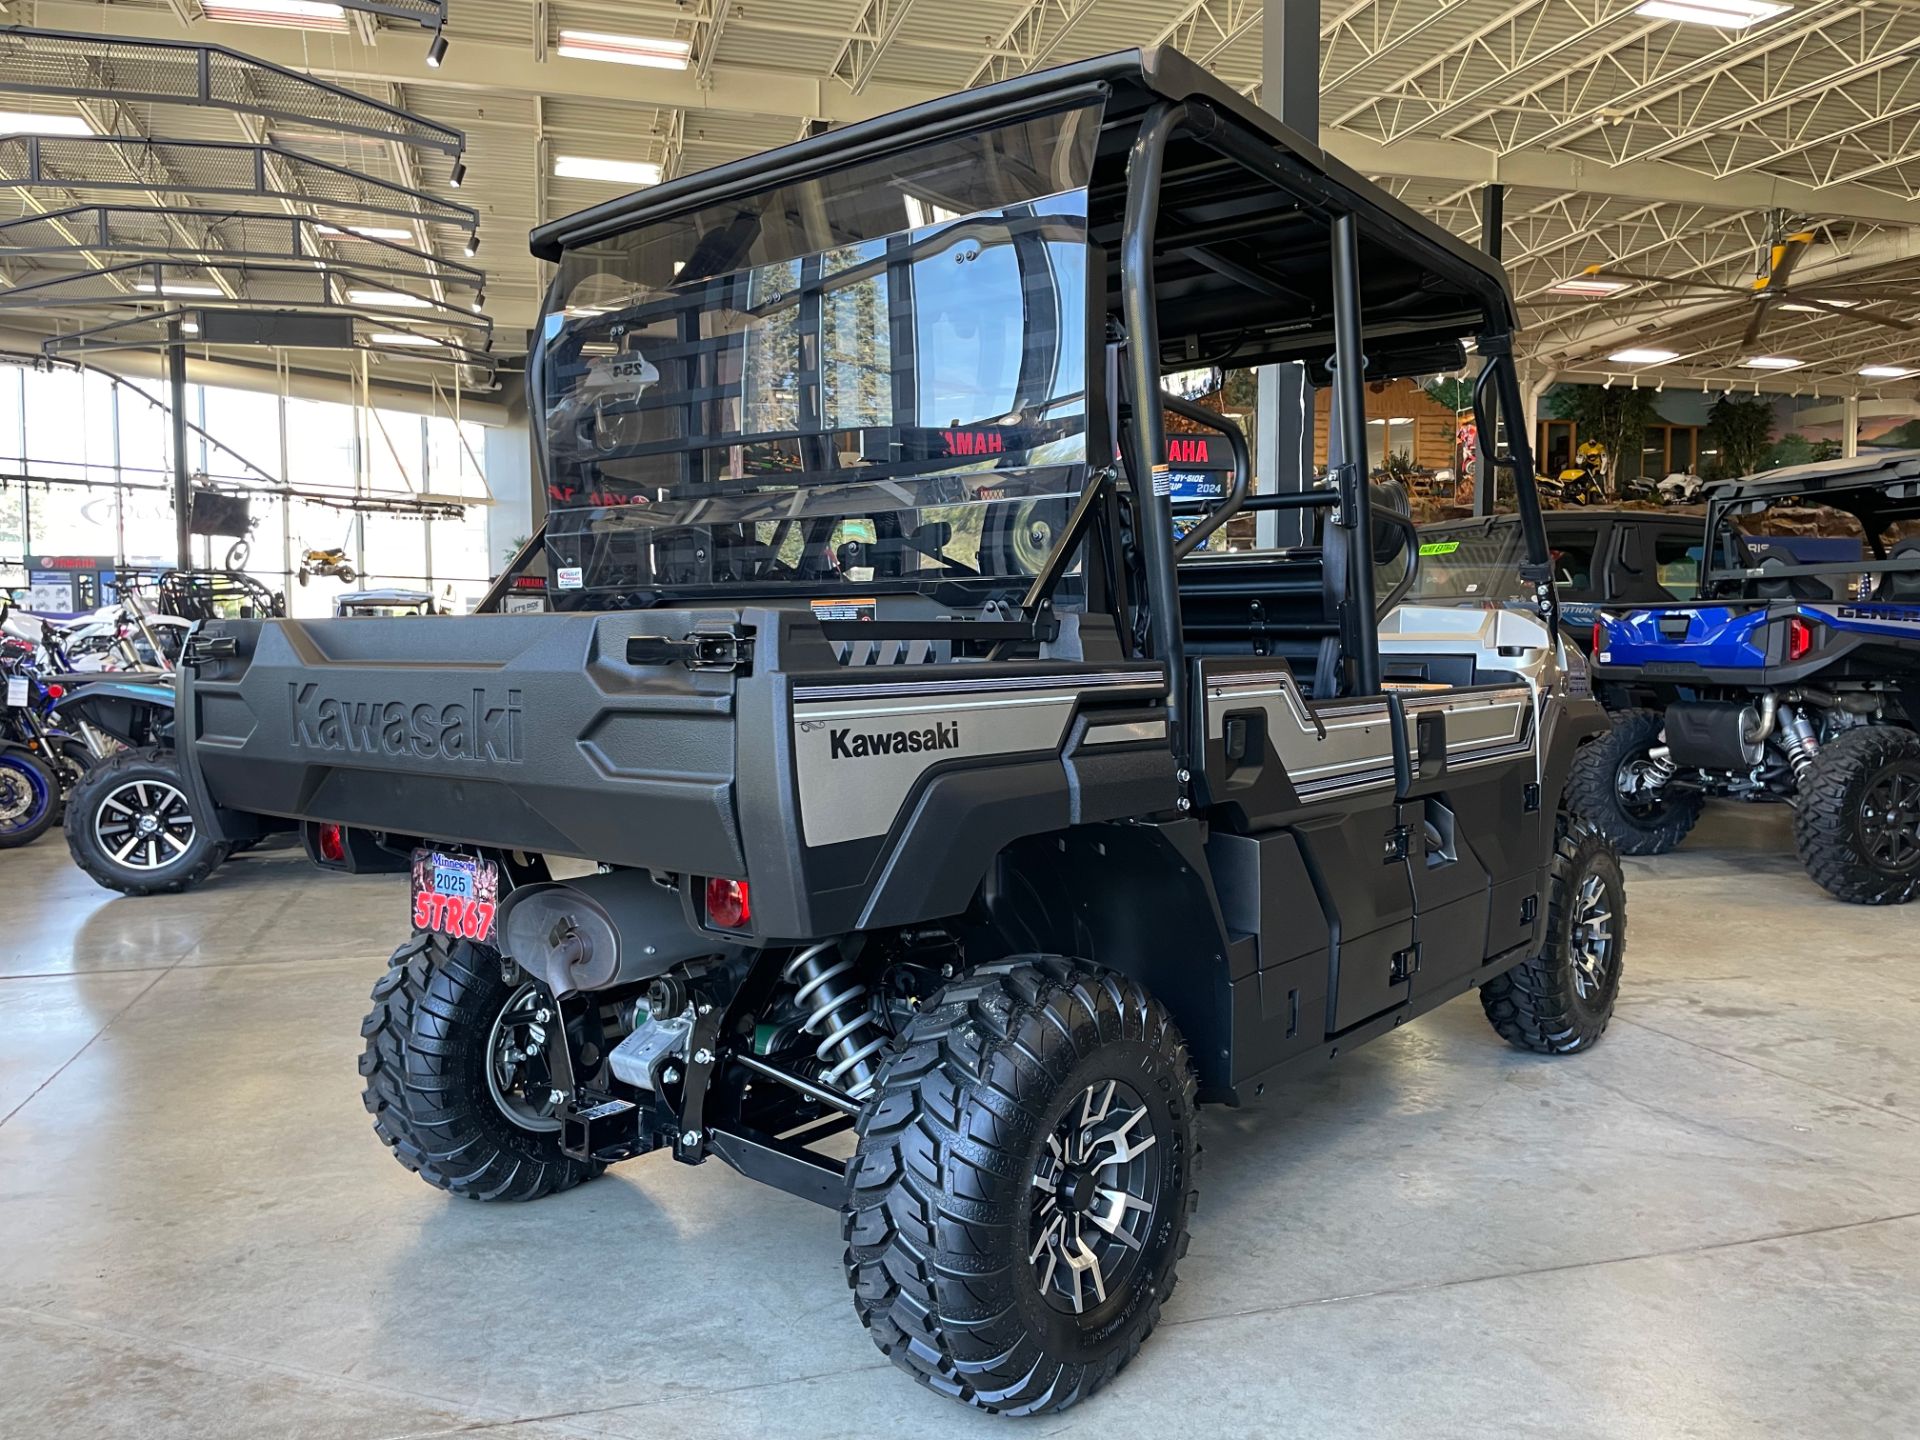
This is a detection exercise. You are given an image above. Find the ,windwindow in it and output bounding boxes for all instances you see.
[538,105,1101,608]
[1388,518,1536,610]
[0,363,496,618]
[1654,533,1706,599]
[1550,531,1600,594]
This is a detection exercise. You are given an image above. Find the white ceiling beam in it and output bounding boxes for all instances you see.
[1614,37,1920,168]
[1373,11,1652,140]
[693,0,735,86]
[1514,0,1867,154]
[1826,129,1920,186]
[1508,203,1762,293]
[1328,0,1635,132]
[50,0,1920,236]
[830,0,919,96]
[31,2,942,126]
[1521,215,1779,347]
[1335,131,1920,226]
[969,0,1099,88]
[1193,3,1260,65]
[1558,297,1920,385]
[1321,0,1481,94]
[1533,226,1920,364]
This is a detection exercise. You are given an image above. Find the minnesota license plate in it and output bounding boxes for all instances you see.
[410,849,500,943]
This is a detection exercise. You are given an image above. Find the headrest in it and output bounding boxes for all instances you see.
[1883,536,1920,600]
[1753,551,1830,603]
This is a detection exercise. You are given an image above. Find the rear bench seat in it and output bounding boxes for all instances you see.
[1175,549,1341,697]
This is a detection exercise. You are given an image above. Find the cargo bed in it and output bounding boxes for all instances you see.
[183,611,748,874]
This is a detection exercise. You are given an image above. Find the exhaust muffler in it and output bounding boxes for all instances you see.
[498,871,737,997]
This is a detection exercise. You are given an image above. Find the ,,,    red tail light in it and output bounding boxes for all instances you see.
[1591,620,1604,654]
[1787,616,1814,662]
[317,823,346,864]
[705,876,751,929]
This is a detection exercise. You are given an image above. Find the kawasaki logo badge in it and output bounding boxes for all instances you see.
[828,720,959,759]
[289,684,523,762]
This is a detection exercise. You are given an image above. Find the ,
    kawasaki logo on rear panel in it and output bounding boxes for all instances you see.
[289,684,523,762]
[829,721,959,758]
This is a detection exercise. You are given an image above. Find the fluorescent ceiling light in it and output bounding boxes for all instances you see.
[181,320,201,335]
[553,154,662,186]
[555,30,692,69]
[317,224,416,242]
[1743,356,1804,369]
[1779,298,1857,312]
[368,332,441,347]
[1552,277,1629,295]
[202,0,349,31]
[1859,365,1916,379]
[349,289,432,308]
[0,111,95,137]
[1633,0,1790,29]
[1607,347,1679,364]
[135,282,223,297]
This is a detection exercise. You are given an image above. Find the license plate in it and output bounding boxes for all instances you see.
[410,849,500,943]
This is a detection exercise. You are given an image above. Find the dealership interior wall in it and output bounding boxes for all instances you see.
[6,2,1920,1437]
[0,364,518,612]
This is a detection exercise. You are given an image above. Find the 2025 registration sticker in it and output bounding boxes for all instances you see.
[409,849,500,942]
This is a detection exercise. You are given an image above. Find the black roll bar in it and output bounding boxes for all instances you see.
[1218,490,1339,513]
[1120,100,1205,770]
[1328,212,1380,697]
[1123,97,1468,724]
[1470,337,1556,630]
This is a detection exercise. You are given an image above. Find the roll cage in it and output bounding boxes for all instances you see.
[520,46,1552,770]
[1700,450,1920,598]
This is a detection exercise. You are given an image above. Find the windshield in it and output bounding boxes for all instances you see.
[538,106,1100,609]
[1381,520,1534,609]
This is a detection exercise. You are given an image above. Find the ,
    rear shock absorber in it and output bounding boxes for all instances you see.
[1641,742,1678,788]
[1777,703,1821,784]
[781,941,888,1098]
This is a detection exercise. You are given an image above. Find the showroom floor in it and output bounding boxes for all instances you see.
[3,807,1917,1440]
